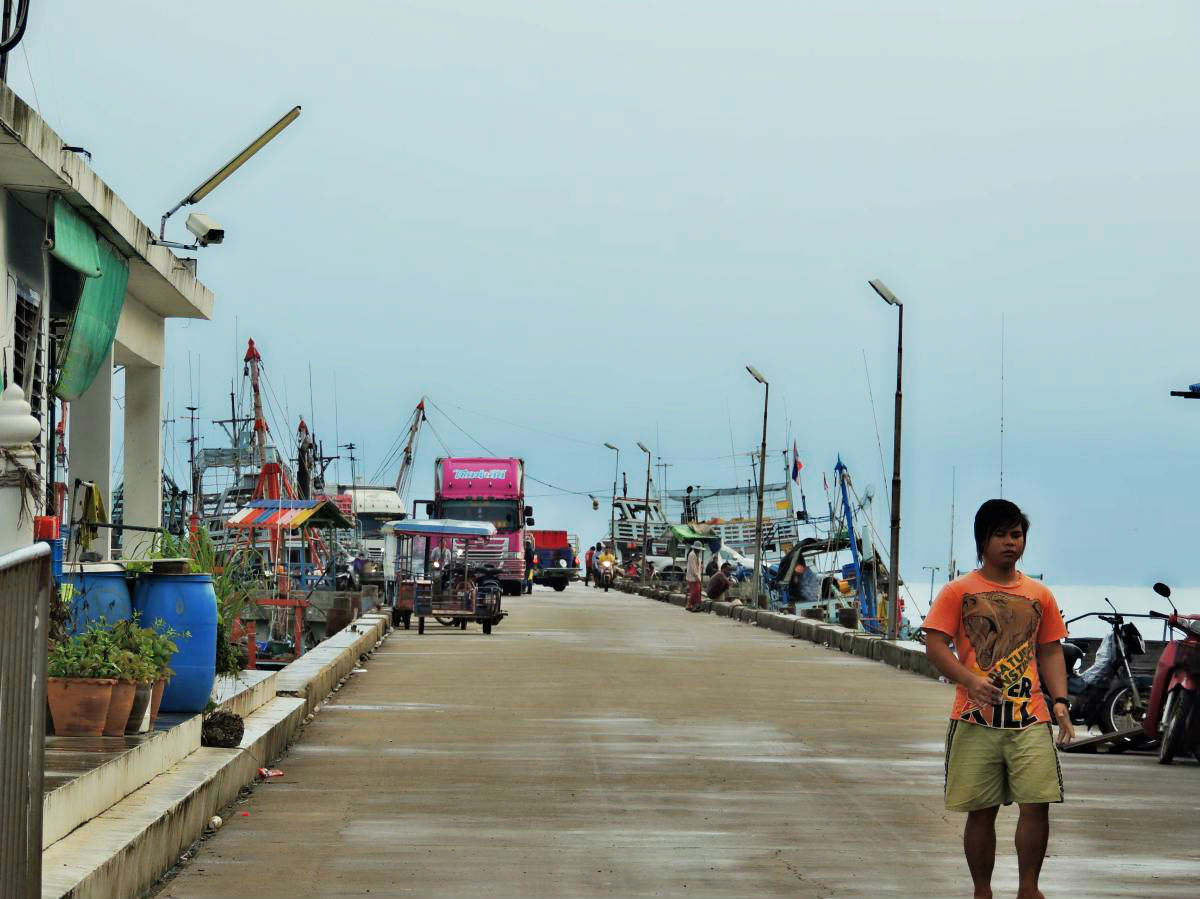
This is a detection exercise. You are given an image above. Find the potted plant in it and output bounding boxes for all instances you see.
[106,617,161,734]
[143,621,180,728]
[47,626,121,736]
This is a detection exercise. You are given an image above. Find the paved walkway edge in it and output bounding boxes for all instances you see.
[40,614,391,899]
[616,583,941,680]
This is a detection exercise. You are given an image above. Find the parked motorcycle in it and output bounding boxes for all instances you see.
[599,559,614,592]
[1144,582,1200,764]
[1058,600,1152,739]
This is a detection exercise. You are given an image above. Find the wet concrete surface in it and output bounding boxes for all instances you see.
[155,586,1198,898]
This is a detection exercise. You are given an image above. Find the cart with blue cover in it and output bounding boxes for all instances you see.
[386,519,507,635]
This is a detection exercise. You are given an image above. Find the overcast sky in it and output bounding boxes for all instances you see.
[16,1,1200,591]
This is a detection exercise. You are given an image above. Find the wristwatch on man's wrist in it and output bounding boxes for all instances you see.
[1052,697,1070,713]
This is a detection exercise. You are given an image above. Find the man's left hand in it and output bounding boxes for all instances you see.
[1053,705,1075,747]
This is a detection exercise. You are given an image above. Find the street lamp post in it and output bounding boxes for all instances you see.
[747,365,769,609]
[869,278,904,640]
[637,442,652,585]
[604,443,619,558]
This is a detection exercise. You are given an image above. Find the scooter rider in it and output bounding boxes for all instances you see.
[597,543,617,580]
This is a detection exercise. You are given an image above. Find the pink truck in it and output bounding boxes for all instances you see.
[431,457,532,596]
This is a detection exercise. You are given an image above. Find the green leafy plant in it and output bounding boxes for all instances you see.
[153,527,256,677]
[47,622,123,679]
[109,615,182,682]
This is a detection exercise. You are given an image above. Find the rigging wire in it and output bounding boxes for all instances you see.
[424,416,454,456]
[862,349,891,517]
[441,401,604,448]
[847,479,926,619]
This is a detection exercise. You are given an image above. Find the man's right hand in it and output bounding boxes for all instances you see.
[965,673,1003,707]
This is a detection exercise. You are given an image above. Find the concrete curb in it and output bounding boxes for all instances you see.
[276,616,388,715]
[41,716,202,850]
[615,583,938,683]
[41,613,391,899]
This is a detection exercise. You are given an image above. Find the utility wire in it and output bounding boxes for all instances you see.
[425,398,597,497]
[444,401,604,448]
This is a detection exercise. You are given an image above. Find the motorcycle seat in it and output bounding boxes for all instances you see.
[1062,641,1085,672]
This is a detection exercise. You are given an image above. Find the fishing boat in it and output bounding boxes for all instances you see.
[611,457,909,636]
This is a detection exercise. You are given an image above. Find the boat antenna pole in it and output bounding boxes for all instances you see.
[186,405,199,529]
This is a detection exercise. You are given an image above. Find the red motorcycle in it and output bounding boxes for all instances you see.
[1143,582,1200,764]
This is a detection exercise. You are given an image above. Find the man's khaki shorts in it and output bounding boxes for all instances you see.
[944,720,1064,811]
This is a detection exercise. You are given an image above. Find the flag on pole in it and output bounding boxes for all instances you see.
[791,441,803,483]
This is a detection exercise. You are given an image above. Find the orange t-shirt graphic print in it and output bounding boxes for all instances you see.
[923,572,1067,729]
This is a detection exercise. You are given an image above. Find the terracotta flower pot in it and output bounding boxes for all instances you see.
[46,677,116,737]
[125,681,153,734]
[149,678,167,728]
[103,680,137,736]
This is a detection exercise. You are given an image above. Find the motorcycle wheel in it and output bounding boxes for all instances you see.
[1158,688,1192,765]
[1101,684,1146,735]
[435,616,458,627]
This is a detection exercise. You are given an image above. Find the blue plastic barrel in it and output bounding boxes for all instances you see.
[133,573,217,713]
[63,571,132,634]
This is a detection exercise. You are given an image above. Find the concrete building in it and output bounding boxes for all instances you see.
[0,82,213,558]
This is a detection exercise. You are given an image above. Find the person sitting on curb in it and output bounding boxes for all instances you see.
[706,561,734,604]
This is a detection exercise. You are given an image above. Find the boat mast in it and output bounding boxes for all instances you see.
[245,339,268,469]
[948,467,956,580]
[834,457,870,629]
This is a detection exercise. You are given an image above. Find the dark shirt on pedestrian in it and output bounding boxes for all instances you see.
[706,569,732,600]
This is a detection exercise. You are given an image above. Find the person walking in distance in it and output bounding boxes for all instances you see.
[685,541,703,612]
[923,499,1074,899]
[584,544,595,587]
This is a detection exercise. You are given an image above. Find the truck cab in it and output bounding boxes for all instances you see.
[431,457,532,596]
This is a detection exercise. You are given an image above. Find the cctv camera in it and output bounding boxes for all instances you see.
[185,212,225,246]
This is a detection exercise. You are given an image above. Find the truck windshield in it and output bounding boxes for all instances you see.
[440,500,519,532]
[356,515,391,538]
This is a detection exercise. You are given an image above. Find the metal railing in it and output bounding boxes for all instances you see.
[0,542,50,899]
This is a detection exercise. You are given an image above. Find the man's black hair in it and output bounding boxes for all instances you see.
[973,499,1030,561]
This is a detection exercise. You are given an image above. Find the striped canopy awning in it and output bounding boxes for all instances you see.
[227,498,354,531]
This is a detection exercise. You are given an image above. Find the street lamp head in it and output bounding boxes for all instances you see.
[746,365,767,385]
[636,441,650,454]
[868,278,901,307]
[603,442,618,451]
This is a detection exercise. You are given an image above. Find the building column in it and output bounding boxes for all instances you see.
[122,363,161,558]
[0,383,41,555]
[68,347,112,559]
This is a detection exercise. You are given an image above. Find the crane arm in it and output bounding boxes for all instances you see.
[393,399,426,498]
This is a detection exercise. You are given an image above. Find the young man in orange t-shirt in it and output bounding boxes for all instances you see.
[923,499,1074,899]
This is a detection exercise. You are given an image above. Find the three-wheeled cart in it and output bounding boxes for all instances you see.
[387,519,508,635]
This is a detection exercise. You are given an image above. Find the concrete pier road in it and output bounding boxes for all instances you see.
[157,585,1197,899]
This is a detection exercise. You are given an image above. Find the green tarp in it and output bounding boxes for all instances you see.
[49,196,101,278]
[670,523,718,545]
[54,240,129,400]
